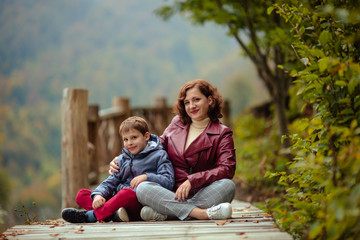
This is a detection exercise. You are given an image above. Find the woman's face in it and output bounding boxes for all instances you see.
[184,86,212,122]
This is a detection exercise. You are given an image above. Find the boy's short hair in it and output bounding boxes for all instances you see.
[119,116,149,135]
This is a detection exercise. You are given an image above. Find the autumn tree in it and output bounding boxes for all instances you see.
[155,0,298,146]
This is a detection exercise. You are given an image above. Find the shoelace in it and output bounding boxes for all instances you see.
[207,205,221,217]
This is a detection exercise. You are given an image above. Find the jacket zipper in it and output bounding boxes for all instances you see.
[124,151,135,178]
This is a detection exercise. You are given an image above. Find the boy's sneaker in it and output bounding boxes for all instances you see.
[206,203,232,220]
[62,208,89,223]
[113,207,130,222]
[140,206,167,221]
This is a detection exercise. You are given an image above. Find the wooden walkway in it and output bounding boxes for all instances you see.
[2,200,293,239]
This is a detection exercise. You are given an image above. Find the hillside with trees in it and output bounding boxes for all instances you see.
[2,1,358,239]
[0,0,264,229]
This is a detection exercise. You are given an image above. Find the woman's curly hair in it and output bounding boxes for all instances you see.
[174,79,223,125]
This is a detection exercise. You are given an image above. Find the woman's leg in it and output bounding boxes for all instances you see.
[187,179,236,219]
[137,181,197,220]
[136,179,236,220]
[188,179,236,208]
[94,188,142,221]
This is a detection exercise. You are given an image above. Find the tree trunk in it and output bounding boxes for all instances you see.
[273,91,290,148]
[253,51,290,149]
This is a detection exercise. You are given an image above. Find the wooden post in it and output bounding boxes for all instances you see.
[112,97,131,116]
[88,104,99,185]
[155,97,168,135]
[155,97,167,108]
[61,88,89,209]
[108,97,131,158]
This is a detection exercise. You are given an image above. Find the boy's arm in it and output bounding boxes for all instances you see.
[130,174,147,189]
[91,156,123,199]
[145,150,175,190]
[91,174,121,200]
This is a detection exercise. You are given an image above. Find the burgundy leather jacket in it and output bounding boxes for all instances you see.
[160,115,236,195]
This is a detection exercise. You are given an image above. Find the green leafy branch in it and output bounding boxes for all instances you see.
[14,202,38,225]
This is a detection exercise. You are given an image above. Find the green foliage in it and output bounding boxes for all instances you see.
[263,0,360,239]
[14,202,37,225]
[234,114,288,201]
[155,0,298,140]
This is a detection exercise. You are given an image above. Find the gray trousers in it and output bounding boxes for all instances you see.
[136,179,236,220]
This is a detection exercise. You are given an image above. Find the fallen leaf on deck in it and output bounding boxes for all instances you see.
[215,220,228,226]
[8,230,32,236]
[74,226,84,233]
[50,233,59,237]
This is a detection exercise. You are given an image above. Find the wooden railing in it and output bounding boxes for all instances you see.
[61,88,230,208]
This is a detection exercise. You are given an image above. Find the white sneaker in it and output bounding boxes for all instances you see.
[206,203,232,220]
[140,206,167,221]
[117,207,129,222]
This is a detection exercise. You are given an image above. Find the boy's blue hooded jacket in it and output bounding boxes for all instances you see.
[91,134,174,200]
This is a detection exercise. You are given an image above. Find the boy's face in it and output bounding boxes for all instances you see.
[121,128,150,155]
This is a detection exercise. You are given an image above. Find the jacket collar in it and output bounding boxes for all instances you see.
[173,117,222,134]
[171,118,221,156]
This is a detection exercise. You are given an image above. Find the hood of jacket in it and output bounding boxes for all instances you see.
[122,133,162,159]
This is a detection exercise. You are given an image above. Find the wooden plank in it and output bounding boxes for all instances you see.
[3,200,293,239]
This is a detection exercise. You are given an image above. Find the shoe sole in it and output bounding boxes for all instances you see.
[140,206,151,221]
[140,206,167,221]
[117,207,129,222]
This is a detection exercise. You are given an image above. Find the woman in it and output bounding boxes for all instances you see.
[110,79,236,221]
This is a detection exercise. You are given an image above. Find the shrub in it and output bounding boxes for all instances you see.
[264,1,360,239]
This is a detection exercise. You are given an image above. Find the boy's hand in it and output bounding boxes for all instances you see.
[130,174,147,189]
[92,195,106,209]
[109,157,120,176]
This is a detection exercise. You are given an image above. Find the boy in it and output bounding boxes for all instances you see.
[62,116,174,223]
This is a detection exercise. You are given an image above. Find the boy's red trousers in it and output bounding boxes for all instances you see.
[76,188,142,221]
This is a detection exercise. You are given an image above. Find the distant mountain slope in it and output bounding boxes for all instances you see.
[0,0,265,226]
[1,0,257,108]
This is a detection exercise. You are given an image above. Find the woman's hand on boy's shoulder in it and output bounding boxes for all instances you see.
[109,157,120,176]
